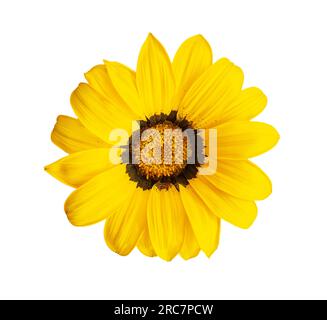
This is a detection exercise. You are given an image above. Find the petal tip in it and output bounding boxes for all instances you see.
[44,163,55,175]
[219,57,232,64]
[180,252,200,260]
[160,256,174,262]
[240,218,256,229]
[268,125,280,148]
[103,59,114,68]
[189,33,206,41]
[204,252,213,258]
[56,115,64,122]
[195,34,210,45]
[147,32,155,38]
[145,32,160,46]
[64,196,72,215]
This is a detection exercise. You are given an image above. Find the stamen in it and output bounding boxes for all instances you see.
[135,122,188,180]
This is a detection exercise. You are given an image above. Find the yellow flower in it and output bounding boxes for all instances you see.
[45,34,279,261]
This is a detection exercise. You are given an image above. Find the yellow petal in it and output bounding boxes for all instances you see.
[179,220,200,260]
[172,35,212,107]
[104,188,149,256]
[217,121,280,159]
[137,226,156,257]
[147,187,185,261]
[45,148,113,188]
[136,33,175,117]
[219,87,267,123]
[178,58,243,128]
[51,115,109,154]
[64,165,135,226]
[85,65,119,101]
[180,185,220,256]
[104,61,144,119]
[204,160,272,200]
[190,178,257,229]
[70,83,133,143]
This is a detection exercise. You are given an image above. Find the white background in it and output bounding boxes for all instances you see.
[0,0,326,300]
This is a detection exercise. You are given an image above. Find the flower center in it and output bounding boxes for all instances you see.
[136,121,188,180]
[124,111,203,191]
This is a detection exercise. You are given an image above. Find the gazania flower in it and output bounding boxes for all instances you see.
[45,34,279,261]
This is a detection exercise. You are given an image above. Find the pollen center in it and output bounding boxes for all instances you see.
[125,111,201,191]
[134,121,188,180]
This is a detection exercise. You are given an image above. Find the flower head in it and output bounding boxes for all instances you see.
[45,34,279,261]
